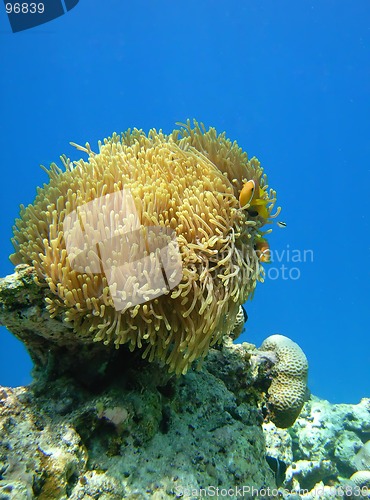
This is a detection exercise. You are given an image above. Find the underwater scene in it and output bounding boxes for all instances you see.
[0,1,369,498]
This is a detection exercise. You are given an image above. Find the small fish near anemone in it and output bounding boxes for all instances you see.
[255,237,271,263]
[10,120,280,375]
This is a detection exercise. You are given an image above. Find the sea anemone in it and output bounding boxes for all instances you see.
[10,120,278,374]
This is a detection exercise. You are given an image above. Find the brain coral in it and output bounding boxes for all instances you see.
[260,334,308,428]
[350,470,370,488]
[10,120,278,374]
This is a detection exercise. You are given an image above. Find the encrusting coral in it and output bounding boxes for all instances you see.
[10,120,278,375]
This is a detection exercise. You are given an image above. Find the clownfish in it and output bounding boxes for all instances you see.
[239,180,256,209]
[239,179,270,219]
[255,237,271,263]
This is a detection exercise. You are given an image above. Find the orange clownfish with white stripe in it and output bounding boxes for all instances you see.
[255,237,271,263]
[239,179,270,219]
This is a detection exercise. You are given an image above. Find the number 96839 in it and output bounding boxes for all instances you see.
[5,3,45,14]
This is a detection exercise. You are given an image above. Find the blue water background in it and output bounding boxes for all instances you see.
[0,1,369,403]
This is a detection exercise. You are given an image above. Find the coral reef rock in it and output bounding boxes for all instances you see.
[0,265,317,499]
[263,396,370,498]
[0,344,279,499]
[4,265,368,499]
